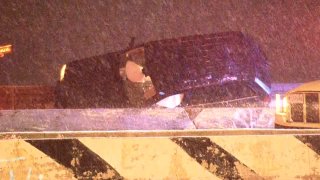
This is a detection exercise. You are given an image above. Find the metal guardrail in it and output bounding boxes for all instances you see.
[0,108,273,133]
[1,129,320,140]
[0,107,318,140]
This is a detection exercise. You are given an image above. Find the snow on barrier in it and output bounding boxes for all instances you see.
[0,107,274,132]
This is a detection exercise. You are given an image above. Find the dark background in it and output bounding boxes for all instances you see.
[1,0,320,85]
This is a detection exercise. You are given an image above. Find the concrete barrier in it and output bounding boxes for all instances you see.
[0,132,319,179]
[1,107,316,179]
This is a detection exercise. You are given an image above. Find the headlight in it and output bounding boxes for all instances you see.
[156,94,184,108]
[60,64,67,81]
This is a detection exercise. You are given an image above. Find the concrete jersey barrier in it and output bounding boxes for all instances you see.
[0,133,319,179]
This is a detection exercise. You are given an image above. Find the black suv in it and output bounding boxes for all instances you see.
[55,31,271,108]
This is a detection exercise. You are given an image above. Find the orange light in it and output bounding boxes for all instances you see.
[0,45,12,55]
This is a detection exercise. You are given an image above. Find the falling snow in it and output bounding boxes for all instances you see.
[1,0,320,85]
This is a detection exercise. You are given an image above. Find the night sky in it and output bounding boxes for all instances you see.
[1,0,320,85]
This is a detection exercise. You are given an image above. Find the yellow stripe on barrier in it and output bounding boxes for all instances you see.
[0,134,319,179]
[80,138,219,179]
[210,135,320,179]
[0,140,74,179]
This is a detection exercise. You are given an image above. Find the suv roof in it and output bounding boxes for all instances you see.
[143,31,270,96]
